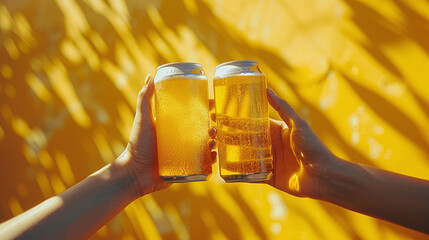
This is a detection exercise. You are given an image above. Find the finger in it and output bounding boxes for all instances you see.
[136,74,152,109]
[209,99,215,111]
[270,147,276,186]
[269,118,284,128]
[142,76,155,104]
[210,151,217,164]
[267,88,304,128]
[209,127,217,138]
[269,119,284,149]
[211,113,216,122]
[208,139,217,149]
[143,73,151,85]
[138,75,155,126]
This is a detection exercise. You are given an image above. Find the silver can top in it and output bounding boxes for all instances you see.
[215,60,263,79]
[154,62,207,83]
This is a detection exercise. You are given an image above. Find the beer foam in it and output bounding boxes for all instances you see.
[155,74,207,83]
[155,62,207,83]
[215,60,263,79]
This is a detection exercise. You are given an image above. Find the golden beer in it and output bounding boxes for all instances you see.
[214,60,273,182]
[154,63,212,183]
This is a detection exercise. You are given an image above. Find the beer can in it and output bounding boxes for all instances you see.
[154,62,212,183]
[214,60,273,182]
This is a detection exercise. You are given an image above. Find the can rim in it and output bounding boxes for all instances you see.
[215,60,258,69]
[157,62,202,70]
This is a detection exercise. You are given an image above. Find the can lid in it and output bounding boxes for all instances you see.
[155,62,207,82]
[215,60,263,78]
[215,60,258,69]
[157,62,202,71]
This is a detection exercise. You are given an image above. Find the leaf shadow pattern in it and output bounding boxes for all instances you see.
[153,0,292,71]
[343,0,405,78]
[1,0,429,239]
[225,185,269,239]
[152,184,246,240]
[147,1,429,238]
[316,202,364,240]
[342,0,429,121]
[390,0,429,56]
[341,71,429,152]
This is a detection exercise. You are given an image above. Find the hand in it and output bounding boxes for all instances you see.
[120,75,217,198]
[265,88,339,199]
[120,74,169,198]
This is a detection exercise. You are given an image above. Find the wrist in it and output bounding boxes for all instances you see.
[318,157,363,204]
[317,156,347,201]
[112,151,145,201]
[116,150,159,199]
[84,155,141,209]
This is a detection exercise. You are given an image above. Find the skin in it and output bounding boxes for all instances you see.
[0,75,169,239]
[265,88,429,234]
[1,75,428,238]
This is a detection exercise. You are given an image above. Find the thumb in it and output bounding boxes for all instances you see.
[267,88,304,128]
[136,74,155,127]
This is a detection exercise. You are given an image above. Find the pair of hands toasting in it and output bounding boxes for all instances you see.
[1,74,428,239]
[94,74,429,234]
[125,74,329,199]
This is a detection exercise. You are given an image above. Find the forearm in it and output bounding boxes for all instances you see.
[319,157,429,234]
[0,153,140,239]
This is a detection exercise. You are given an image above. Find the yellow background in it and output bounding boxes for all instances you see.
[1,0,429,239]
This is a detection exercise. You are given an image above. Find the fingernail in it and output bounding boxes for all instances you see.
[208,139,217,149]
[144,74,151,85]
[208,127,217,137]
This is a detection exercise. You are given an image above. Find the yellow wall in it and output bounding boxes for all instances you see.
[1,0,429,239]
